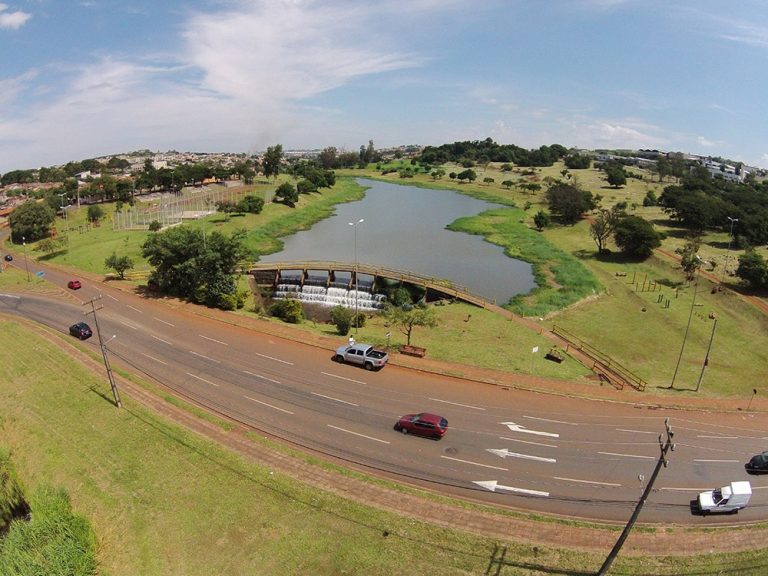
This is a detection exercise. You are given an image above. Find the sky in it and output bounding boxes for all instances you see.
[1,0,767,173]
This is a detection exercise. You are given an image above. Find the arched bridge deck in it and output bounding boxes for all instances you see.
[246,260,506,310]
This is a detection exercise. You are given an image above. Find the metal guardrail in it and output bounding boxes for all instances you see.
[552,325,647,392]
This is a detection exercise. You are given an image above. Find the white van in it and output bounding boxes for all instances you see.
[697,481,752,514]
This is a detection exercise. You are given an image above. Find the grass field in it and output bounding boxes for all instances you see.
[3,316,768,575]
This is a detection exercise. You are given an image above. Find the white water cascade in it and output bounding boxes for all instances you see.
[273,283,387,311]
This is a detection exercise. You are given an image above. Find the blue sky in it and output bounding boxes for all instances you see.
[1,0,767,173]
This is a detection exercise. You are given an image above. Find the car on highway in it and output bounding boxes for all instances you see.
[69,322,93,340]
[67,279,82,290]
[394,412,448,439]
[746,451,768,474]
[3,254,12,262]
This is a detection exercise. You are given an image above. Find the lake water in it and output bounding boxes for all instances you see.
[259,179,535,305]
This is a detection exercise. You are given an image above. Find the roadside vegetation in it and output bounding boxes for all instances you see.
[2,318,767,575]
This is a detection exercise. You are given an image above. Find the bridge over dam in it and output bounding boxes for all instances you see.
[246,260,507,311]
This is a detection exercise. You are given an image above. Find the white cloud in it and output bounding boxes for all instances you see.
[697,135,719,148]
[0,3,31,29]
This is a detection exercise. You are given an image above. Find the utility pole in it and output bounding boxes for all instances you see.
[597,418,675,576]
[84,295,122,408]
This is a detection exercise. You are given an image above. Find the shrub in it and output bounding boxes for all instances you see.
[269,298,304,323]
[330,306,353,335]
[148,220,162,232]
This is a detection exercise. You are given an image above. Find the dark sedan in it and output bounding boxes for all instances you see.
[69,322,93,340]
[746,451,768,474]
[3,254,12,262]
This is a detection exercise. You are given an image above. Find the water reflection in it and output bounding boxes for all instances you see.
[259,179,535,305]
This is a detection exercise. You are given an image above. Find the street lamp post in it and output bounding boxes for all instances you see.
[348,218,364,334]
[22,235,30,282]
[57,192,70,244]
[722,216,738,282]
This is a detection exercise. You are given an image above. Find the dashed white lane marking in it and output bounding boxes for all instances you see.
[312,392,358,406]
[429,397,485,410]
[141,352,167,365]
[693,459,740,463]
[118,319,138,330]
[327,425,389,444]
[499,436,558,449]
[696,435,738,439]
[244,395,293,414]
[151,334,172,345]
[616,429,658,435]
[524,415,578,425]
[199,334,228,346]
[243,370,281,385]
[153,317,175,327]
[554,477,622,487]
[441,455,508,471]
[598,451,655,460]
[186,372,219,387]
[127,305,143,313]
[253,351,293,365]
[106,294,118,301]
[189,351,220,364]
[0,294,21,299]
[321,372,366,385]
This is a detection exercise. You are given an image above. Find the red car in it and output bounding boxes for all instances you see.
[394,412,448,440]
[67,279,82,290]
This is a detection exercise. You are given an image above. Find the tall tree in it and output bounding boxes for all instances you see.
[545,182,596,225]
[262,145,283,180]
[613,215,661,259]
[8,200,56,243]
[590,204,625,253]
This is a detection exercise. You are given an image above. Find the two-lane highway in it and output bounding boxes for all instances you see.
[2,277,766,524]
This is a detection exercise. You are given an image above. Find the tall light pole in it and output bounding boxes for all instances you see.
[722,216,738,282]
[57,192,70,244]
[669,255,701,389]
[348,218,364,334]
[22,235,30,282]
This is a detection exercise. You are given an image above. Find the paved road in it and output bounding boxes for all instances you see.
[1,264,767,525]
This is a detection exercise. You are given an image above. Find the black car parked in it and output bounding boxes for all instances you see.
[69,322,93,340]
[746,451,768,474]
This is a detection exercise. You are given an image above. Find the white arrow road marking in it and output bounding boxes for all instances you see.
[486,448,556,463]
[501,421,559,438]
[473,480,549,497]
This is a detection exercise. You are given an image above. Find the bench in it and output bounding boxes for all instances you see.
[400,345,427,358]
[544,347,564,363]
